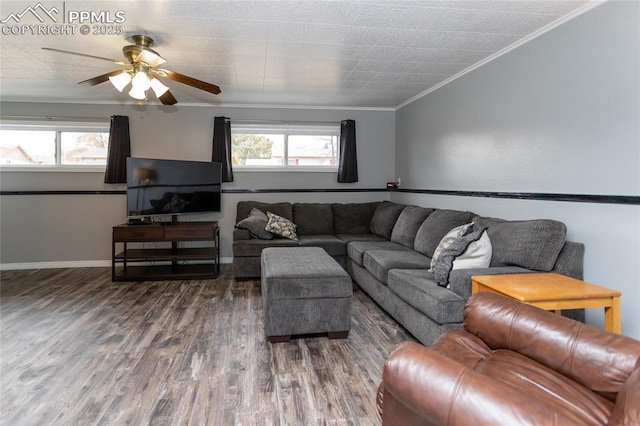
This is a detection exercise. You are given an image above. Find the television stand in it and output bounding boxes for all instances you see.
[112,221,219,282]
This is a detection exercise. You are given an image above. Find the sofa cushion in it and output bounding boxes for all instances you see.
[236,201,293,222]
[390,206,434,248]
[336,233,385,244]
[414,209,475,258]
[387,269,466,324]
[265,212,299,240]
[473,216,567,271]
[370,201,406,239]
[363,249,430,284]
[333,202,380,234]
[234,208,274,240]
[233,238,299,257]
[298,235,347,257]
[347,240,409,266]
[293,203,334,235]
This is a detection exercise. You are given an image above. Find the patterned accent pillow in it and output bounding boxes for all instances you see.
[235,208,274,240]
[453,230,492,271]
[429,222,474,266]
[430,223,492,287]
[265,212,299,240]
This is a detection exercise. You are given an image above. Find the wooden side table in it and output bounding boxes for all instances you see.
[471,273,621,334]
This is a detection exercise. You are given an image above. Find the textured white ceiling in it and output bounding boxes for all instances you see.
[0,0,595,108]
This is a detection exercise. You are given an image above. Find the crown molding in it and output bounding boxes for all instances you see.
[0,97,395,112]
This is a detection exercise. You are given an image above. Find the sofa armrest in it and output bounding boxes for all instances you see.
[465,292,640,401]
[381,341,579,425]
[552,240,585,279]
[233,228,251,241]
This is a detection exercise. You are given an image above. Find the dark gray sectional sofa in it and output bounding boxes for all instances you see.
[233,200,584,345]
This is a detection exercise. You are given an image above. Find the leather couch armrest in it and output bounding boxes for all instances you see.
[608,366,640,425]
[465,292,640,400]
[382,341,580,425]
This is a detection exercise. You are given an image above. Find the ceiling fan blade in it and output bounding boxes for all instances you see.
[42,47,127,65]
[78,70,125,86]
[156,69,221,95]
[159,90,177,105]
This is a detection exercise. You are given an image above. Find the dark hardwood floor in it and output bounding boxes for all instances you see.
[0,266,414,425]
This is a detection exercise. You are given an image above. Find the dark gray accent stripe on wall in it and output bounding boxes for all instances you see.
[0,188,637,205]
[394,189,639,205]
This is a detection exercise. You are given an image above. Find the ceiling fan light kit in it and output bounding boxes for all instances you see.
[131,67,152,91]
[108,72,131,92]
[149,78,169,97]
[128,86,147,100]
[42,34,221,106]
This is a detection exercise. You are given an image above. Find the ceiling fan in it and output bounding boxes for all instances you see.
[42,34,221,105]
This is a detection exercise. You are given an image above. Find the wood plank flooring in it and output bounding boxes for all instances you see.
[0,266,414,425]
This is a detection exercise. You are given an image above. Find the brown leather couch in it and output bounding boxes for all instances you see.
[377,292,640,425]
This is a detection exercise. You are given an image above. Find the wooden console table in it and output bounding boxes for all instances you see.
[471,273,621,333]
[112,221,219,282]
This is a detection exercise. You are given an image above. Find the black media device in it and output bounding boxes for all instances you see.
[126,157,222,221]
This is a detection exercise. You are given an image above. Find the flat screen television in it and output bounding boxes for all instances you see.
[126,157,222,219]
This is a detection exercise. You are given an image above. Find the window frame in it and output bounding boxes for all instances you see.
[0,120,110,172]
[231,123,341,172]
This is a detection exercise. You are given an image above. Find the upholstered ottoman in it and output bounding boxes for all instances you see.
[261,247,352,342]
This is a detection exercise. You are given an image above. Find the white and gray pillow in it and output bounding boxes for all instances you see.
[429,223,492,287]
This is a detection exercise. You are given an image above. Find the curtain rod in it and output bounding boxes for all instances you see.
[230,119,344,126]
[0,115,108,122]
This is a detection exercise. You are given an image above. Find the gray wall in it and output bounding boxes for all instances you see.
[394,1,639,338]
[0,102,395,265]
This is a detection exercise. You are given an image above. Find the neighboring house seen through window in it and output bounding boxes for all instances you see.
[231,123,340,170]
[0,123,109,167]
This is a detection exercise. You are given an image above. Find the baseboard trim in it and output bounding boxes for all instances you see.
[0,260,112,270]
[0,257,234,271]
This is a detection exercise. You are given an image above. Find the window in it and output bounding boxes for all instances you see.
[231,123,340,171]
[0,122,109,168]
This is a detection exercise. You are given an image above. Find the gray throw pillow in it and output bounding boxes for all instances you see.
[235,208,274,240]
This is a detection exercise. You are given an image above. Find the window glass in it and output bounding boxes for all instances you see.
[231,124,340,170]
[60,132,109,165]
[288,135,338,166]
[0,129,56,165]
[0,124,109,168]
[232,133,284,166]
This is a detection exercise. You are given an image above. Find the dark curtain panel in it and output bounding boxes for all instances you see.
[337,119,358,183]
[212,116,233,182]
[104,115,130,184]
